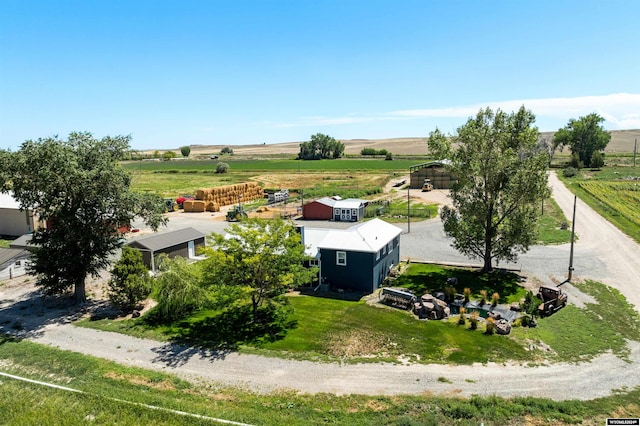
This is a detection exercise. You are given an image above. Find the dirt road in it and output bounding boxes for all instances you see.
[548,171,640,312]
[2,172,640,399]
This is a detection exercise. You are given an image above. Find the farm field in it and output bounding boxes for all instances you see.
[559,166,640,243]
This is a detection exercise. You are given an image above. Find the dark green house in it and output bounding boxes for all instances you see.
[301,218,402,293]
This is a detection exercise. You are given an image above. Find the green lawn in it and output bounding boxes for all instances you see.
[535,196,573,245]
[78,264,640,365]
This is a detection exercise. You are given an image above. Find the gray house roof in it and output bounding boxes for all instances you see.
[0,248,29,267]
[127,227,205,252]
[9,234,36,250]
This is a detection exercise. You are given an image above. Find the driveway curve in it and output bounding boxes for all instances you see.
[2,172,640,400]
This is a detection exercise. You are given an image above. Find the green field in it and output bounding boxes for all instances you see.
[124,158,427,172]
[559,166,640,243]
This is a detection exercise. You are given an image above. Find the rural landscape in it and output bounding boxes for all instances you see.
[1,117,640,425]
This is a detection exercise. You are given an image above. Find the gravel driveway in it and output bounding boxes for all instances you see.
[2,172,640,399]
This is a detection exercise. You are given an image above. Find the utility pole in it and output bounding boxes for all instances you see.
[567,195,577,282]
[407,184,410,233]
[634,138,637,168]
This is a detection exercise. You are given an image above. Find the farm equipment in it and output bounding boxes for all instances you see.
[537,285,568,316]
[226,204,248,222]
[164,198,178,212]
[421,178,433,192]
[379,287,417,310]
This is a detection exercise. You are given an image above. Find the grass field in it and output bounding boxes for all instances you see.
[2,334,639,425]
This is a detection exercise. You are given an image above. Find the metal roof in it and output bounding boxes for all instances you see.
[127,227,206,252]
[302,218,402,255]
[0,248,29,267]
[9,234,35,250]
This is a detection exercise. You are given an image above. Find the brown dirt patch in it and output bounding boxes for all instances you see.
[103,371,176,391]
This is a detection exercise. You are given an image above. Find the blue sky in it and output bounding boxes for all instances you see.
[1,0,639,151]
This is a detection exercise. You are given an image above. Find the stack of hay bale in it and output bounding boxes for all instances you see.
[183,182,263,213]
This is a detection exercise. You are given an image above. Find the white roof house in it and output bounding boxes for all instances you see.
[302,218,402,256]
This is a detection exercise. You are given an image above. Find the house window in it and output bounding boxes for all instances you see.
[351,209,356,216]
[387,241,393,252]
[309,259,319,267]
[376,250,380,260]
[382,245,387,255]
[336,251,347,266]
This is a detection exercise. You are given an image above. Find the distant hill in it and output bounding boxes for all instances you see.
[179,129,640,157]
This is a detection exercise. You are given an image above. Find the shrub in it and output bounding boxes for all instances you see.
[107,247,152,312]
[360,148,377,156]
[491,292,500,307]
[469,311,479,330]
[591,151,605,169]
[154,257,207,321]
[569,153,583,169]
[163,151,178,160]
[220,146,234,155]
[562,166,578,178]
[463,287,471,304]
[216,162,230,173]
[479,289,488,306]
[180,146,191,157]
[485,316,496,335]
[458,307,466,325]
[444,286,456,304]
[385,152,393,161]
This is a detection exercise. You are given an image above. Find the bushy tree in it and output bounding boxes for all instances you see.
[154,256,207,321]
[428,107,550,272]
[180,146,191,157]
[163,151,178,160]
[553,113,611,168]
[201,218,316,322]
[216,162,229,173]
[220,146,234,155]
[107,246,152,312]
[1,132,167,304]
[298,133,345,160]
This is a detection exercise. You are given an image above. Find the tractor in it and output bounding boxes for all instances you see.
[226,204,248,222]
[422,178,433,192]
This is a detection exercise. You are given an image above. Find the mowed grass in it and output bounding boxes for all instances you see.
[1,334,640,425]
[259,295,531,364]
[536,196,573,245]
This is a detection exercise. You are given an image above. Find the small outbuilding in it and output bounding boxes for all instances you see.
[301,218,402,293]
[126,227,206,272]
[0,248,30,280]
[303,196,368,222]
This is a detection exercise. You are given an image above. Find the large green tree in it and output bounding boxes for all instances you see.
[0,132,167,304]
[297,133,345,160]
[428,107,550,272]
[201,218,316,322]
[553,113,611,168]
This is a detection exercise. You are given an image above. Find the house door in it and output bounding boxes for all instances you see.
[188,241,195,258]
[340,209,350,221]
